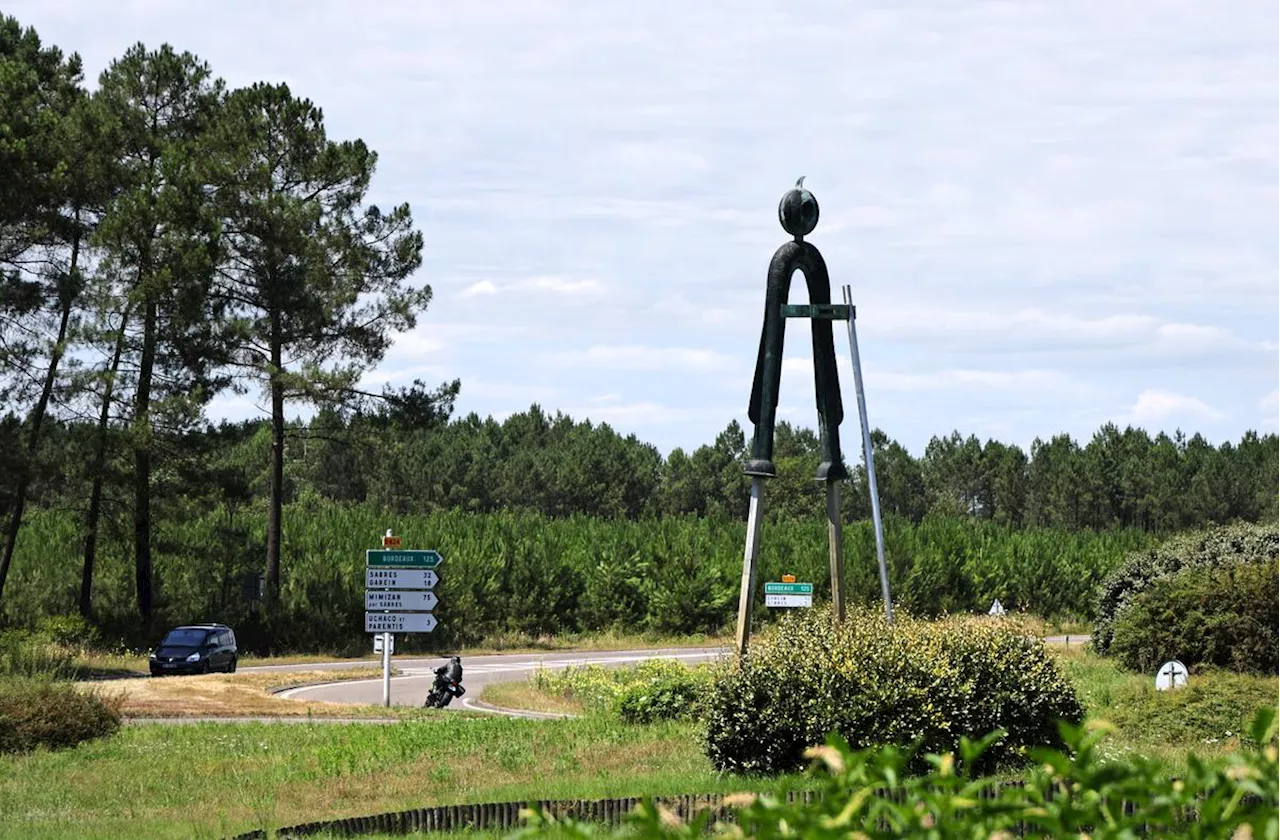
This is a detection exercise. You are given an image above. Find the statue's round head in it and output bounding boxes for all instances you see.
[778,178,819,238]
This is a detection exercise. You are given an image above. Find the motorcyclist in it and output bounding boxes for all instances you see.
[444,655,463,688]
[427,655,465,706]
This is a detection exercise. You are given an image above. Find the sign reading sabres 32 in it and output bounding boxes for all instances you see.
[365,568,439,590]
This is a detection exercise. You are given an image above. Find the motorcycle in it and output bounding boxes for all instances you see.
[424,657,465,708]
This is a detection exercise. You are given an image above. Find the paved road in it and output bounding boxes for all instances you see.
[273,647,731,711]
[271,635,1087,712]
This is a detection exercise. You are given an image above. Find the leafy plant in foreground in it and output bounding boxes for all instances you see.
[517,708,1280,839]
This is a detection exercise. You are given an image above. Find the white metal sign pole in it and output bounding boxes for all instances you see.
[842,285,894,624]
[381,530,392,707]
[381,631,391,707]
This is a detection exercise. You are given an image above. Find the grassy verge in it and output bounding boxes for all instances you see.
[0,716,804,840]
[1049,646,1277,770]
[81,668,431,719]
[480,680,586,716]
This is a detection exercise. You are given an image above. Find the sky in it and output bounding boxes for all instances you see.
[10,0,1278,457]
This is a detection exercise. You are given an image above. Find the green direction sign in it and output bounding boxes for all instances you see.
[764,581,813,595]
[366,549,443,569]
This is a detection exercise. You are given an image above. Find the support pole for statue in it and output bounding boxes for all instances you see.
[825,480,846,623]
[842,284,893,624]
[734,477,766,657]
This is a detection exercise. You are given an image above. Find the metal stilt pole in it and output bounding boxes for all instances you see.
[843,285,893,624]
[735,477,766,657]
[826,480,846,623]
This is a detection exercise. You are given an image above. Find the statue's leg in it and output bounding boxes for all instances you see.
[746,245,798,477]
[801,244,848,481]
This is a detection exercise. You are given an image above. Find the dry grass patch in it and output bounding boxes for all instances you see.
[84,669,413,719]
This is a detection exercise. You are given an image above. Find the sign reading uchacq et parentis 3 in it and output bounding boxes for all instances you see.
[365,612,438,633]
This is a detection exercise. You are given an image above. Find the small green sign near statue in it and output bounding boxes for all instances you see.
[734,179,894,657]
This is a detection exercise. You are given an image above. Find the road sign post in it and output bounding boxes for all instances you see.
[365,531,444,707]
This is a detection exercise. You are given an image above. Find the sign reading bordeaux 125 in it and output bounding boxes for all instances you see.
[365,548,442,634]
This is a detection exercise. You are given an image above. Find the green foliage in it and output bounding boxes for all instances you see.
[533,659,711,724]
[1097,667,1280,748]
[1109,559,1279,675]
[615,673,709,725]
[0,676,122,753]
[1093,521,1279,655]
[0,628,75,678]
[35,613,101,648]
[520,709,1280,839]
[701,609,1084,775]
[4,502,1156,652]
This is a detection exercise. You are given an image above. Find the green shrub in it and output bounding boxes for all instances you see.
[1093,522,1278,654]
[35,614,101,649]
[615,669,712,724]
[701,608,1083,775]
[1109,559,1279,675]
[0,629,76,678]
[0,677,123,754]
[532,659,712,721]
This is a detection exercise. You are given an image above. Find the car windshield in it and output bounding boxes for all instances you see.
[160,628,209,647]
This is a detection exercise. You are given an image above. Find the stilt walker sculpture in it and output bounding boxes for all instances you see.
[735,179,890,657]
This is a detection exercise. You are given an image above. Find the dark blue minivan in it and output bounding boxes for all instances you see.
[149,624,238,676]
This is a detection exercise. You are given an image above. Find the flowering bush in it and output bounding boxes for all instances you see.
[702,608,1083,775]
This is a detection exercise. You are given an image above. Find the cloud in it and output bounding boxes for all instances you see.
[540,345,738,373]
[460,379,565,404]
[1122,389,1227,425]
[564,400,737,428]
[1260,389,1279,411]
[458,280,499,298]
[453,275,606,300]
[516,276,604,295]
[780,356,1083,395]
[9,0,1272,459]
[868,369,1083,394]
[864,307,1270,356]
[567,402,693,426]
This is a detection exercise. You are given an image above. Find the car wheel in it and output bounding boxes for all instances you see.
[226,656,237,674]
[200,661,211,674]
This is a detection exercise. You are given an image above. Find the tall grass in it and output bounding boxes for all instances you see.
[3,502,1153,651]
[0,715,806,840]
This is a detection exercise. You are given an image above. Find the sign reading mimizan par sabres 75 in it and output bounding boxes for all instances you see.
[365,548,442,634]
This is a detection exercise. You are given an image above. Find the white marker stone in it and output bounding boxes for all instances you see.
[1155,659,1188,691]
